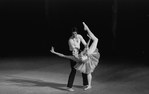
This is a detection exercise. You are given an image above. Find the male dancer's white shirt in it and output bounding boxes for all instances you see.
[68,34,86,52]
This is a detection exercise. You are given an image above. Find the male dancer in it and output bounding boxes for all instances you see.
[67,27,88,91]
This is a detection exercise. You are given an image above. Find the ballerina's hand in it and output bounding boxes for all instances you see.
[87,34,91,39]
[50,46,55,53]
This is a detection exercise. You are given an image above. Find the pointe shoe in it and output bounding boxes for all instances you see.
[67,87,74,92]
[84,85,92,90]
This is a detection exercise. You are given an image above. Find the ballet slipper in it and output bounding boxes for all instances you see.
[66,87,74,92]
[84,85,92,90]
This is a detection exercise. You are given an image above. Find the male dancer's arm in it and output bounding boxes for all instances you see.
[68,39,74,51]
[78,34,87,47]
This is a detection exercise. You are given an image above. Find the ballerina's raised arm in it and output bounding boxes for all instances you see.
[50,46,80,62]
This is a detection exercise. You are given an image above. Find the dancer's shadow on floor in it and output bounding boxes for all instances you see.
[5,77,82,91]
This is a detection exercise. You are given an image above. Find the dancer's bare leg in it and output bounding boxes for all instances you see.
[82,22,98,55]
[82,22,98,90]
[84,73,92,90]
[88,73,92,87]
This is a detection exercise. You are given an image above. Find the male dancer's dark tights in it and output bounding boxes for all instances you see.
[67,59,88,88]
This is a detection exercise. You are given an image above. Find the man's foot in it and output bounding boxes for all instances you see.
[66,87,74,92]
[84,85,92,90]
[83,85,88,89]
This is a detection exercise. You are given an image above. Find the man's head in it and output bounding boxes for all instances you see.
[71,27,78,37]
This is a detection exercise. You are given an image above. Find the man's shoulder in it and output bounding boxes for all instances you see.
[77,34,82,36]
[69,37,73,41]
[77,34,83,38]
[68,37,73,43]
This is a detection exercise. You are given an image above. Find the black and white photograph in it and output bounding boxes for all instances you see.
[0,0,149,94]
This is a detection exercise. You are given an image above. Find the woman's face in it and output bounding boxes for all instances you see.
[72,49,79,58]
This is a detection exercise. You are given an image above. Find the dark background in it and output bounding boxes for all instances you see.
[0,0,149,59]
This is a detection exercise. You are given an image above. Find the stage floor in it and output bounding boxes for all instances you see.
[0,56,149,94]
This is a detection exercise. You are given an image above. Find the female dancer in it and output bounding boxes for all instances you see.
[50,22,100,90]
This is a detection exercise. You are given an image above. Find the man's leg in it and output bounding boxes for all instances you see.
[67,60,76,88]
[82,73,88,86]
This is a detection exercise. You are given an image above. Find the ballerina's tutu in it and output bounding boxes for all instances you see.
[74,48,100,74]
